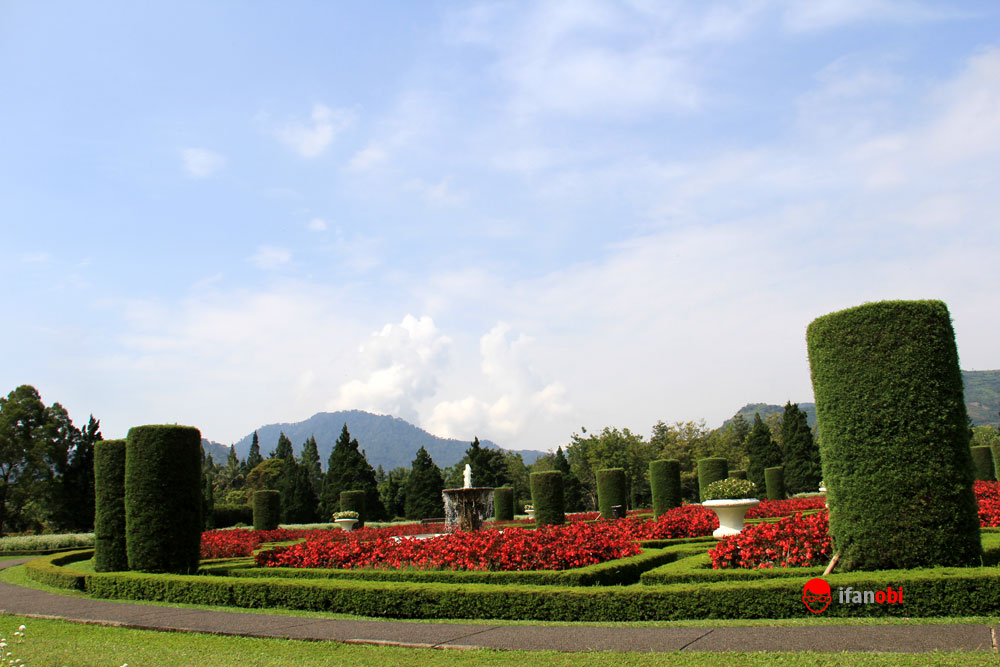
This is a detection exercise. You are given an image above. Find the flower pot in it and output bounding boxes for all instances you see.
[702,498,761,539]
[335,518,358,532]
[525,510,535,519]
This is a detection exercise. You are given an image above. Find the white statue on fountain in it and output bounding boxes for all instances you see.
[463,463,472,488]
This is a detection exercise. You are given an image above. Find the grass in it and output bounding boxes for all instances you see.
[0,614,996,666]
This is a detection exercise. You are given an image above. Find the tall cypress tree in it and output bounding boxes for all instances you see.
[553,446,582,511]
[272,432,293,461]
[299,435,323,496]
[404,446,444,520]
[279,460,318,524]
[745,413,782,493]
[60,414,101,531]
[781,402,822,494]
[320,424,386,519]
[245,431,263,471]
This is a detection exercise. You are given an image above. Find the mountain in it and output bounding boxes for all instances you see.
[725,370,1000,430]
[213,410,546,471]
[201,439,231,463]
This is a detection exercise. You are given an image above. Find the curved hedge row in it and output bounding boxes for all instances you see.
[94,439,127,573]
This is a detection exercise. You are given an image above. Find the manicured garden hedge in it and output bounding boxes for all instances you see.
[493,487,514,521]
[530,471,565,526]
[697,458,728,501]
[971,446,996,482]
[94,439,127,572]
[213,503,253,528]
[596,468,626,519]
[807,300,982,571]
[765,466,785,501]
[253,491,281,531]
[125,425,203,574]
[649,459,681,517]
[729,469,747,480]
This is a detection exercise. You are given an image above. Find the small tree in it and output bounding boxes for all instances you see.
[780,402,821,494]
[745,413,781,493]
[404,446,445,520]
[245,431,263,472]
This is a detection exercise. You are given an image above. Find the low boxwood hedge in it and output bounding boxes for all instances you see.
[24,549,93,590]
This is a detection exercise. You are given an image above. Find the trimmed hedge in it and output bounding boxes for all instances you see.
[530,471,565,527]
[807,300,982,571]
[253,491,281,531]
[764,466,786,501]
[697,458,728,502]
[971,446,996,481]
[649,459,681,518]
[729,469,747,480]
[24,549,93,590]
[125,425,203,574]
[641,551,824,585]
[214,503,253,528]
[340,490,367,528]
[493,487,514,521]
[94,439,127,573]
[596,468,626,519]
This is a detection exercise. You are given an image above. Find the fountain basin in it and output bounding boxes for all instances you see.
[442,487,495,532]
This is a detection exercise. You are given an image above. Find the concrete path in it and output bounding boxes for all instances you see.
[0,558,996,653]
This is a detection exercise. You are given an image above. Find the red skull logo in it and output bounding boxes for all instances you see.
[802,578,831,614]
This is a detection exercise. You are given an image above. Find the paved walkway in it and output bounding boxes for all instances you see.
[0,559,996,653]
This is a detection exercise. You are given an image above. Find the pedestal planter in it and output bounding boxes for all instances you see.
[703,498,760,539]
[525,509,535,520]
[335,518,358,531]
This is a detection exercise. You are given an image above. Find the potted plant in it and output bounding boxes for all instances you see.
[333,510,359,531]
[523,504,534,519]
[701,478,760,539]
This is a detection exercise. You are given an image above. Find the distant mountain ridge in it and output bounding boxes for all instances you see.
[203,410,546,471]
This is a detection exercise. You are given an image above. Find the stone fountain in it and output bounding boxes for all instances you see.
[441,464,494,532]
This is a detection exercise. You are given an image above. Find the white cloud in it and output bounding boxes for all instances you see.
[780,0,963,32]
[277,104,354,158]
[307,218,327,232]
[180,148,225,178]
[404,177,467,206]
[347,145,389,172]
[248,246,292,270]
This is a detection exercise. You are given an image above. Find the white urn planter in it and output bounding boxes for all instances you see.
[525,509,535,519]
[702,498,760,539]
[335,518,358,531]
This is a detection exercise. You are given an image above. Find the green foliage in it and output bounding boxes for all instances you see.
[272,432,293,461]
[970,445,996,481]
[93,439,127,572]
[649,459,681,517]
[744,413,781,493]
[780,402,821,494]
[764,466,786,501]
[552,447,583,511]
[651,420,745,504]
[595,468,626,519]
[379,466,408,519]
[702,478,757,500]
[320,424,386,521]
[244,431,263,472]
[278,460,319,524]
[696,457,728,502]
[729,469,747,480]
[244,458,285,491]
[340,490,366,527]
[125,425,203,574]
[568,426,651,510]
[464,437,510,488]
[529,470,564,526]
[252,490,280,531]
[403,447,443,520]
[493,487,514,521]
[807,299,982,570]
[212,503,252,528]
[59,414,101,532]
[298,436,323,497]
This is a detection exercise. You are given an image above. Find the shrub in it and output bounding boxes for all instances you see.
[125,425,202,574]
[596,468,626,519]
[333,511,359,520]
[94,439,127,572]
[253,490,281,531]
[702,478,757,501]
[213,503,253,529]
[764,466,786,501]
[340,490,367,528]
[493,487,514,521]
[971,446,996,482]
[729,469,747,480]
[806,300,982,570]
[530,471,565,527]
[697,458,728,502]
[649,459,681,518]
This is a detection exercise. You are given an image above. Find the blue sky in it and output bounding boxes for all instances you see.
[2,1,999,451]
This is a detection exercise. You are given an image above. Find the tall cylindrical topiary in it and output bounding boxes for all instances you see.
[993,443,1000,482]
[971,446,996,481]
[764,466,786,501]
[807,300,982,570]
[253,490,280,530]
[94,439,127,572]
[596,468,626,519]
[125,425,202,574]
[340,490,367,528]
[649,459,681,517]
[697,458,728,502]
[729,469,747,480]
[530,471,565,526]
[493,487,514,521]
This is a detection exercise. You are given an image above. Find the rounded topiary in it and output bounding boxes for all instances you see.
[971,446,996,481]
[764,466,786,501]
[340,490,367,528]
[807,299,982,570]
[94,439,128,572]
[702,478,757,501]
[596,468,626,519]
[649,459,681,517]
[729,469,747,480]
[253,490,281,530]
[493,487,514,521]
[697,458,728,502]
[530,471,565,526]
[125,425,202,574]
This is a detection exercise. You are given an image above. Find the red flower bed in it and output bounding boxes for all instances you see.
[618,504,718,541]
[709,511,832,569]
[254,521,641,571]
[745,496,827,519]
[976,480,1000,527]
[200,523,446,559]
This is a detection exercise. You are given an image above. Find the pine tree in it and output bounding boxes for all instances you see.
[279,460,318,524]
[404,446,444,520]
[299,436,323,496]
[272,432,293,461]
[465,436,509,488]
[245,431,263,471]
[781,402,822,494]
[380,467,409,519]
[745,413,782,493]
[320,424,386,519]
[553,446,583,511]
[60,414,101,531]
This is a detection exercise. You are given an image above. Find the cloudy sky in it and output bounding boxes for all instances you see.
[2,1,999,451]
